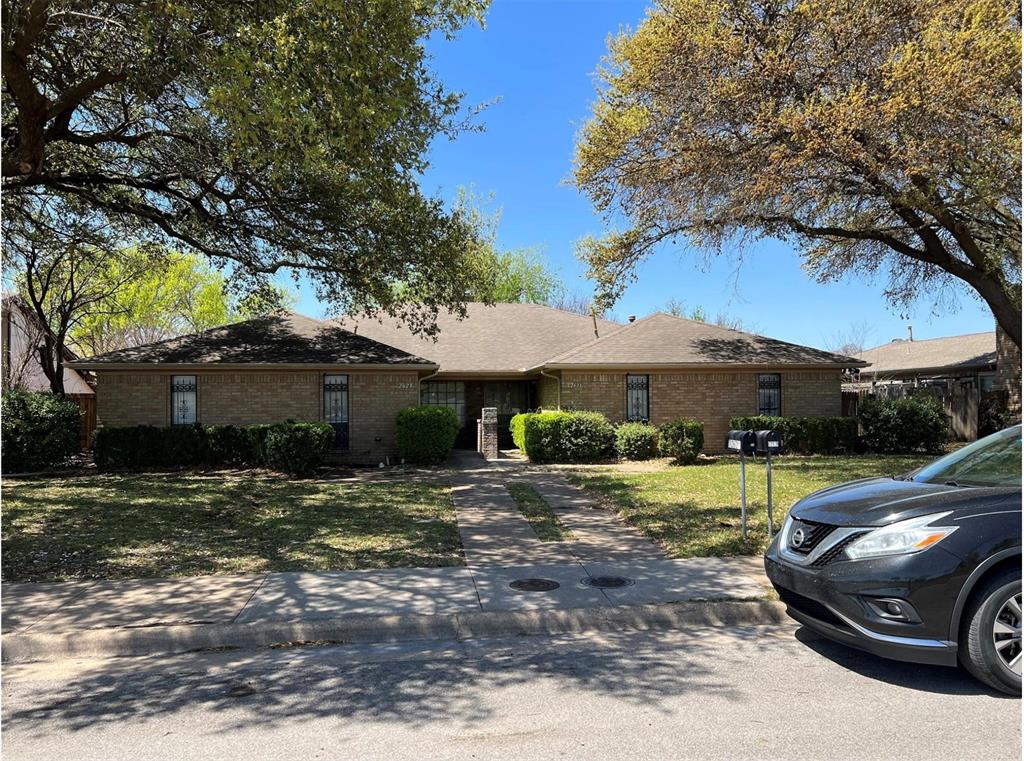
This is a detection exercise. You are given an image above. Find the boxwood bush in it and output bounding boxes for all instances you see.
[1,388,81,473]
[729,415,858,454]
[94,421,333,474]
[658,418,704,464]
[396,406,460,465]
[858,396,948,454]
[616,422,660,460]
[518,410,616,463]
[510,412,532,451]
[264,422,334,475]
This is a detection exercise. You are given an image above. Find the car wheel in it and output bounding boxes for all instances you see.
[959,567,1022,696]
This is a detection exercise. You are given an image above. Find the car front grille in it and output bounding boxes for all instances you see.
[787,518,837,555]
[809,531,869,567]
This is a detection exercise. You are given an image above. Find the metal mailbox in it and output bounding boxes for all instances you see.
[755,430,784,455]
[725,429,757,456]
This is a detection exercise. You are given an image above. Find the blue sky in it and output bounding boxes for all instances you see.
[295,0,996,351]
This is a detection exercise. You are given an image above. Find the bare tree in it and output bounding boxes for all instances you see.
[825,320,877,357]
[549,290,606,318]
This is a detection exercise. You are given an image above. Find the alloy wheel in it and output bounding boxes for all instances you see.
[992,592,1023,676]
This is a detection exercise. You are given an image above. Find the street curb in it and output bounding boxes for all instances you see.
[1,601,788,663]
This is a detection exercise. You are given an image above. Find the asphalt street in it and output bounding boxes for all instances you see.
[2,623,1019,761]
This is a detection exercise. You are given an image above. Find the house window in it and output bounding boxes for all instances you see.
[170,375,197,425]
[626,374,650,422]
[323,374,349,450]
[757,373,782,416]
[421,381,466,425]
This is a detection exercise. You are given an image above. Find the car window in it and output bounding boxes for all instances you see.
[912,425,1022,488]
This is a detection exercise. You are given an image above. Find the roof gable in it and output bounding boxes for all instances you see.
[337,302,622,374]
[540,312,863,368]
[69,312,435,367]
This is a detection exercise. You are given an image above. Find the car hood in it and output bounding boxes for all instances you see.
[789,476,1017,527]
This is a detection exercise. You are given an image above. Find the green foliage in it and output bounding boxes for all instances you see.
[520,411,616,463]
[1,389,80,473]
[3,0,495,337]
[206,425,256,466]
[94,422,332,473]
[858,397,949,454]
[573,0,1022,347]
[729,416,859,455]
[615,422,661,460]
[979,390,1017,438]
[264,423,334,476]
[658,419,705,464]
[510,412,532,451]
[396,406,460,465]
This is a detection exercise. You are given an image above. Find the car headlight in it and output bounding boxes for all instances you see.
[845,512,958,560]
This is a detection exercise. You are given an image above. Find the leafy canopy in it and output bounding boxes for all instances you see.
[575,0,1022,345]
[2,0,492,334]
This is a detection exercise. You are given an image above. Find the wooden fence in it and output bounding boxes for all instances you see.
[67,393,97,450]
[845,379,981,441]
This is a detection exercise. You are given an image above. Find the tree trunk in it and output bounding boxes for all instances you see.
[965,272,1022,350]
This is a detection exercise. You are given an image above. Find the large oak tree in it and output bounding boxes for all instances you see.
[3,0,494,337]
[575,0,1022,346]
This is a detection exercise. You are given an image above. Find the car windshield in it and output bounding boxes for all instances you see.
[911,425,1022,488]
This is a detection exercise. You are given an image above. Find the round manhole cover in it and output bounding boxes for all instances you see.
[582,575,635,589]
[509,578,561,592]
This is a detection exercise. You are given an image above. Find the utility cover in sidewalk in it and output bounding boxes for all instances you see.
[582,575,635,589]
[509,578,561,592]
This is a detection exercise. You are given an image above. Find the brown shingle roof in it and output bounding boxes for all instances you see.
[856,331,996,377]
[336,303,622,374]
[538,312,864,368]
[67,312,435,368]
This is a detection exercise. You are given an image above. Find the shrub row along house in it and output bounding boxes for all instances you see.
[67,304,865,463]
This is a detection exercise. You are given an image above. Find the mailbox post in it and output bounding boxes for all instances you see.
[725,430,757,539]
[755,430,784,536]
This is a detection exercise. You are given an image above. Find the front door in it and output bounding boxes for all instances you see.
[323,374,349,449]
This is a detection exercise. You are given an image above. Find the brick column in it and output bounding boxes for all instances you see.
[478,406,498,460]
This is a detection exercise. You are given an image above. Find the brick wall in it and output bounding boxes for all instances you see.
[537,375,560,409]
[558,369,842,452]
[996,324,1022,415]
[95,368,421,463]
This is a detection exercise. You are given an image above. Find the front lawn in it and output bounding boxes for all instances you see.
[2,472,463,582]
[567,454,933,558]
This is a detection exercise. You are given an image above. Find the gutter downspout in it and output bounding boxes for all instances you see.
[539,369,561,410]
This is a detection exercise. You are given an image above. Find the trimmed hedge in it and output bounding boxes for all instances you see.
[265,422,334,475]
[1,388,81,473]
[514,410,616,463]
[659,418,704,464]
[94,421,334,474]
[396,406,460,465]
[616,422,660,460]
[858,396,948,454]
[729,415,858,454]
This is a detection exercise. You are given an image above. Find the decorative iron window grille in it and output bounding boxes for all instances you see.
[323,374,350,450]
[421,381,466,424]
[171,375,198,425]
[758,373,782,416]
[626,374,650,422]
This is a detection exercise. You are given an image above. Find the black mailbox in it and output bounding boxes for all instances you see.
[755,430,784,455]
[725,429,756,455]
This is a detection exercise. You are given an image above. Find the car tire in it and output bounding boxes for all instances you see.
[959,567,1022,696]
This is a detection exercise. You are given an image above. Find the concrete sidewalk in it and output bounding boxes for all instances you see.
[1,556,771,661]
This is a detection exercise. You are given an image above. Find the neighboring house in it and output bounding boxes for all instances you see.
[1,295,95,396]
[67,305,864,462]
[852,331,998,392]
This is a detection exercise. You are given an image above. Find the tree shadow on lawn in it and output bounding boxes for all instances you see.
[1,474,463,582]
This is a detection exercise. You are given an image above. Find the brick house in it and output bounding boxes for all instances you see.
[68,305,864,462]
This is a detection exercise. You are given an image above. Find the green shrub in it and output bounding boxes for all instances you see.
[206,425,254,465]
[264,422,334,475]
[510,412,533,451]
[858,396,948,454]
[396,406,460,465]
[616,422,660,460]
[245,424,275,466]
[1,388,81,472]
[729,415,859,454]
[658,418,704,464]
[521,410,615,463]
[157,423,208,467]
